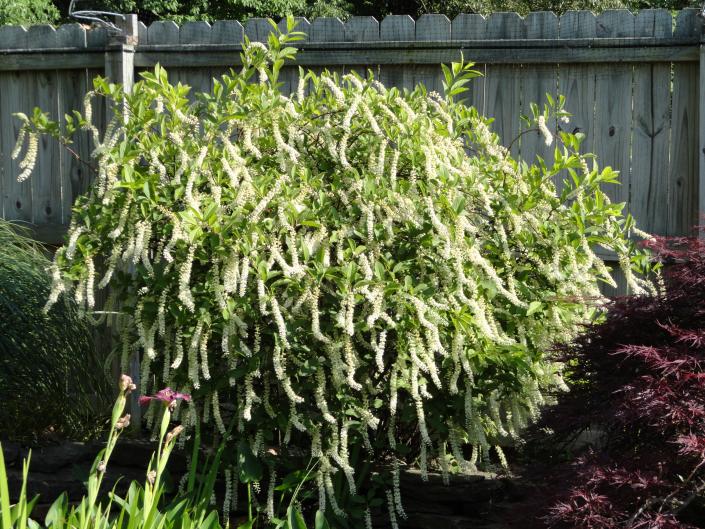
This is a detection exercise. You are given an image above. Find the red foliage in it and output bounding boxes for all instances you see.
[530,235,705,529]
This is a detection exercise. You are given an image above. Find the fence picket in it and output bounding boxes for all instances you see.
[0,26,29,221]
[485,13,524,156]
[147,20,179,45]
[310,18,345,42]
[558,11,597,183]
[415,15,450,97]
[630,9,672,236]
[137,21,149,45]
[56,24,89,224]
[87,27,107,48]
[308,19,347,93]
[593,10,635,209]
[181,21,212,44]
[345,16,379,41]
[26,26,61,229]
[179,22,214,98]
[245,18,273,43]
[520,12,558,167]
[341,17,380,88]
[275,18,310,96]
[148,21,191,102]
[211,20,244,44]
[451,14,486,112]
[378,15,415,92]
[668,10,700,236]
[210,21,245,82]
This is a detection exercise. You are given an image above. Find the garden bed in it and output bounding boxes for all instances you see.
[2,439,518,528]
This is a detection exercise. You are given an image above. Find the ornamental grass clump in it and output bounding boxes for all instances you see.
[0,219,109,441]
[13,18,652,525]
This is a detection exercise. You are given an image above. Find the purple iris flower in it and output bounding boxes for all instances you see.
[139,388,191,408]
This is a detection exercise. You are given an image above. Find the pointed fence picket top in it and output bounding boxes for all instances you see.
[147,20,179,45]
[416,14,451,41]
[1,9,705,296]
[380,15,415,40]
[451,14,486,40]
[211,20,245,44]
[180,21,212,44]
[309,17,345,42]
[245,18,273,42]
[484,13,524,158]
[345,17,380,41]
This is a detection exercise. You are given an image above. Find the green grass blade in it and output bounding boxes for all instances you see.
[0,444,13,529]
[187,421,201,495]
[16,451,32,529]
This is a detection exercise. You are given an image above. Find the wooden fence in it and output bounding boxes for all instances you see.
[1,9,704,293]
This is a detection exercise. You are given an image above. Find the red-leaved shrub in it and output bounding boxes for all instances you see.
[528,235,705,529]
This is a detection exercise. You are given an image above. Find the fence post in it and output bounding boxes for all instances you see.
[105,14,138,114]
[104,14,140,426]
[699,12,705,231]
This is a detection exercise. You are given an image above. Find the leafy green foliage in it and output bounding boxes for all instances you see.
[350,0,698,18]
[0,220,109,442]
[43,0,703,26]
[15,19,653,527]
[51,0,350,24]
[0,0,59,26]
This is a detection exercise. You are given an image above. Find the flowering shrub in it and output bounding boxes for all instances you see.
[524,234,705,529]
[13,18,652,525]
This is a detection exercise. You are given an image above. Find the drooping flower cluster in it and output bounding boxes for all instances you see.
[17,23,651,523]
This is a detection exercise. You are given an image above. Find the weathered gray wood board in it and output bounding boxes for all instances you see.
[667,11,700,237]
[30,54,62,230]
[484,14,524,157]
[0,10,702,294]
[0,27,29,223]
[0,25,92,230]
[557,10,597,200]
[630,9,672,236]
[593,11,634,208]
[520,13,558,167]
[451,14,486,112]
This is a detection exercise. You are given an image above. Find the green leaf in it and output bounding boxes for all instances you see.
[314,510,330,529]
[201,510,220,529]
[142,180,151,200]
[0,445,12,529]
[526,301,544,316]
[286,505,308,529]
